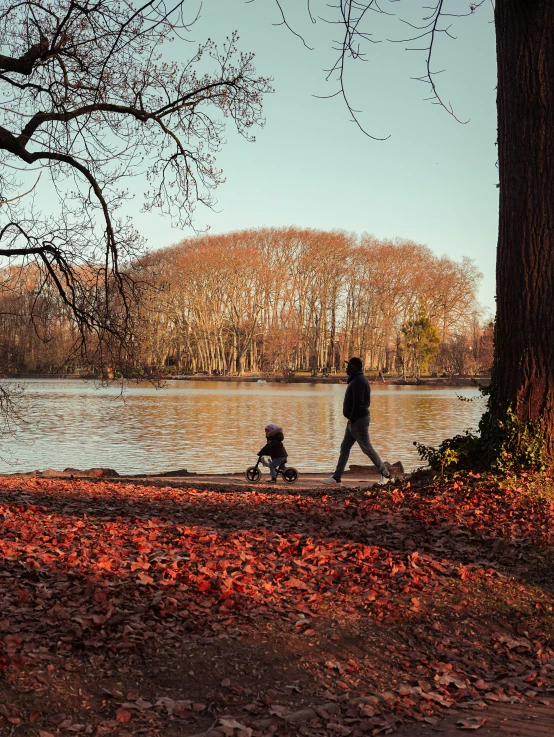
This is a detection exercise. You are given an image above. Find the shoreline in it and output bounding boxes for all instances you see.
[2,461,408,488]
[4,373,490,387]
[168,375,490,387]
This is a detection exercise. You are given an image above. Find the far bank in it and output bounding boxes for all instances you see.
[7,373,491,388]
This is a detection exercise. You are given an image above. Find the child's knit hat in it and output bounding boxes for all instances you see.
[264,423,281,435]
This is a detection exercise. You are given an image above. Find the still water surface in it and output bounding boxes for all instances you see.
[3,379,485,475]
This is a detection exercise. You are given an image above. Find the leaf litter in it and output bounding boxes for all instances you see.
[0,472,553,735]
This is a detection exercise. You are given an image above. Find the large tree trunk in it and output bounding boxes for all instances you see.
[493,0,554,457]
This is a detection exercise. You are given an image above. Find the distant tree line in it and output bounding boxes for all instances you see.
[0,227,491,378]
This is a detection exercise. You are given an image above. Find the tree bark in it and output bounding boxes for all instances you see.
[493,0,554,457]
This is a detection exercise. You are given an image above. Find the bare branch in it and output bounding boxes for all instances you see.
[0,170,40,204]
[268,0,487,134]
[0,0,271,352]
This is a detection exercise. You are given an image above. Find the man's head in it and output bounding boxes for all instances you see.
[346,357,363,376]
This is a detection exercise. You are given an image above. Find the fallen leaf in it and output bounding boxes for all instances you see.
[135,698,153,710]
[116,708,131,724]
[457,718,487,730]
[218,717,252,737]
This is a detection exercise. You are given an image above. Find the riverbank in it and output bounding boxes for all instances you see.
[6,373,491,387]
[170,375,491,387]
[0,470,553,736]
[9,461,406,488]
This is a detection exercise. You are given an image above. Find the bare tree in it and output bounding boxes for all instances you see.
[125,228,480,375]
[0,0,271,351]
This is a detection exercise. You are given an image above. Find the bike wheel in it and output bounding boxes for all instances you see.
[283,467,298,483]
[245,466,261,482]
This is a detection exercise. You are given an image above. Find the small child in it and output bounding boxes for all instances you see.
[258,423,288,483]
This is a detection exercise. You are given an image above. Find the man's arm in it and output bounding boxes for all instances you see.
[348,377,365,422]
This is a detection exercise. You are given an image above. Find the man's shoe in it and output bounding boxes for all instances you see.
[322,476,342,486]
[377,474,394,486]
[267,478,277,483]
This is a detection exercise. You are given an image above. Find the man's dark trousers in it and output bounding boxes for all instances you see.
[333,414,386,481]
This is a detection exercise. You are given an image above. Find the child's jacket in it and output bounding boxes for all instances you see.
[258,430,287,459]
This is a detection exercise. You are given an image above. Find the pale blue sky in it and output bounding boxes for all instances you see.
[137,2,499,312]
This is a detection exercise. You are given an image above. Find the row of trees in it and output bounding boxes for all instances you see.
[0,227,490,378]
[137,228,490,376]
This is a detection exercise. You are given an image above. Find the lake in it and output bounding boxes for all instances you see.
[0,379,485,475]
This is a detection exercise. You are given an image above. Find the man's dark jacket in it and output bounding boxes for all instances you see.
[258,431,288,459]
[343,371,371,422]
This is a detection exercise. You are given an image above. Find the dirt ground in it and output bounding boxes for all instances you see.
[25,467,403,490]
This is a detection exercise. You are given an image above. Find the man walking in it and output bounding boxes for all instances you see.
[323,357,392,486]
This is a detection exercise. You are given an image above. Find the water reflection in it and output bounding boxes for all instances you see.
[3,379,485,475]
